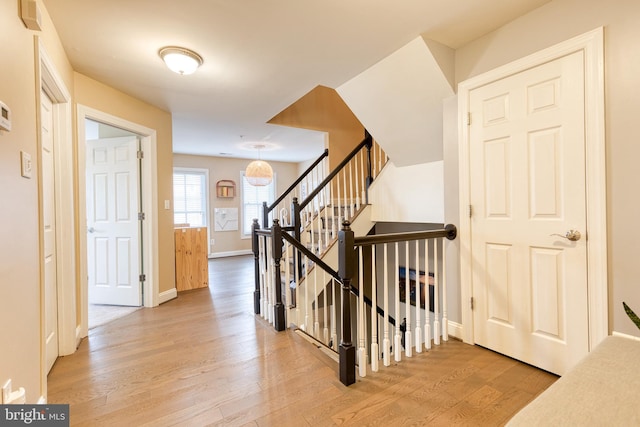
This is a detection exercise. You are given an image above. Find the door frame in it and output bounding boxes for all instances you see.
[77,105,160,337]
[457,28,607,350]
[36,40,74,402]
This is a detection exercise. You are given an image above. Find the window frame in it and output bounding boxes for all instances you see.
[240,170,276,238]
[172,167,210,229]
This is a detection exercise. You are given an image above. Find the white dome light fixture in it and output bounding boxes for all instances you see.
[245,144,273,186]
[159,46,203,75]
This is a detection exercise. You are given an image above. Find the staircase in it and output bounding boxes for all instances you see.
[252,133,457,386]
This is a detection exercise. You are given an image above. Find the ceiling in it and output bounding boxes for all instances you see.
[43,0,550,162]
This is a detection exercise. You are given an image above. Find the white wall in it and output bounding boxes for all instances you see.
[369,161,444,224]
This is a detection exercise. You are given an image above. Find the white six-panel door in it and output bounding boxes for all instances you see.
[469,51,588,375]
[42,90,59,373]
[86,136,142,307]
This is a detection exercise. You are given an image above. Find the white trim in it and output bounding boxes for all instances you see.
[612,331,640,342]
[209,249,253,259]
[77,105,160,341]
[159,288,178,304]
[36,39,75,402]
[457,28,607,350]
[447,321,463,341]
[37,396,46,404]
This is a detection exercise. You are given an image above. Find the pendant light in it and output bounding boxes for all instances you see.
[245,144,273,186]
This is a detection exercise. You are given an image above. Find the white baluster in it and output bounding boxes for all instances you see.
[372,141,377,179]
[358,247,366,377]
[433,238,440,346]
[405,241,412,358]
[323,271,329,344]
[371,245,379,372]
[313,253,319,338]
[442,238,448,341]
[354,150,361,211]
[359,150,366,203]
[324,184,330,244]
[383,243,390,366]
[394,242,401,362]
[331,279,337,350]
[267,237,274,325]
[336,174,342,233]
[258,236,266,319]
[342,169,348,222]
[424,239,432,350]
[303,253,309,332]
[348,161,354,218]
[414,240,423,353]
[294,249,300,328]
[284,240,290,319]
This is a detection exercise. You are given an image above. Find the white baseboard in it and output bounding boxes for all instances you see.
[159,288,178,304]
[209,249,252,259]
[447,320,463,340]
[612,331,640,341]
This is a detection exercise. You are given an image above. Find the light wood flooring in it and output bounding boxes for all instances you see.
[48,255,557,426]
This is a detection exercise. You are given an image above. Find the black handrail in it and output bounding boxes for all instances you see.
[299,135,372,211]
[354,224,458,246]
[266,148,329,214]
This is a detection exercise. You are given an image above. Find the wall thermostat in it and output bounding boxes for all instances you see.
[0,101,11,132]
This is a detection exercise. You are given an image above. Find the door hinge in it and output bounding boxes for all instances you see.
[139,274,146,282]
[470,297,474,310]
[469,205,473,218]
[138,212,145,221]
[467,112,471,126]
[137,150,144,159]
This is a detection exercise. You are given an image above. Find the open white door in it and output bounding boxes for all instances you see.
[468,51,589,375]
[41,90,59,373]
[86,136,142,306]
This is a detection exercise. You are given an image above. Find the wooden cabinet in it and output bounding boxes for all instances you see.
[174,227,209,291]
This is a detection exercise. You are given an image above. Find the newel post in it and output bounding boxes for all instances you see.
[364,131,373,204]
[262,201,269,229]
[251,219,261,315]
[338,220,356,386]
[292,197,303,280]
[272,219,286,331]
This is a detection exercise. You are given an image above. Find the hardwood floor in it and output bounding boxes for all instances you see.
[48,255,557,426]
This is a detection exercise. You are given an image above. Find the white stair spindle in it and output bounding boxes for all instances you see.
[294,249,300,327]
[313,245,319,338]
[359,150,366,203]
[372,141,377,179]
[424,239,431,350]
[324,184,330,244]
[405,241,412,358]
[258,236,266,319]
[331,279,337,350]
[348,161,354,218]
[433,238,440,346]
[442,238,448,341]
[370,245,379,372]
[342,169,348,222]
[267,237,274,325]
[354,150,361,210]
[358,247,366,377]
[414,240,423,353]
[336,174,342,232]
[303,253,309,332]
[383,243,390,366]
[284,240,290,316]
[323,271,329,344]
[394,242,401,362]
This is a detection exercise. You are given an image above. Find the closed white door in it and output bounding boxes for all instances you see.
[86,136,142,306]
[42,90,58,373]
[469,51,588,375]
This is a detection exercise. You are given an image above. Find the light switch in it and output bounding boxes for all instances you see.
[164,200,171,210]
[20,151,32,178]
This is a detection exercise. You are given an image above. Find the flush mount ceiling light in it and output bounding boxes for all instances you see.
[159,46,203,75]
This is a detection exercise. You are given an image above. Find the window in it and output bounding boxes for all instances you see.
[241,171,275,236]
[173,168,209,227]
